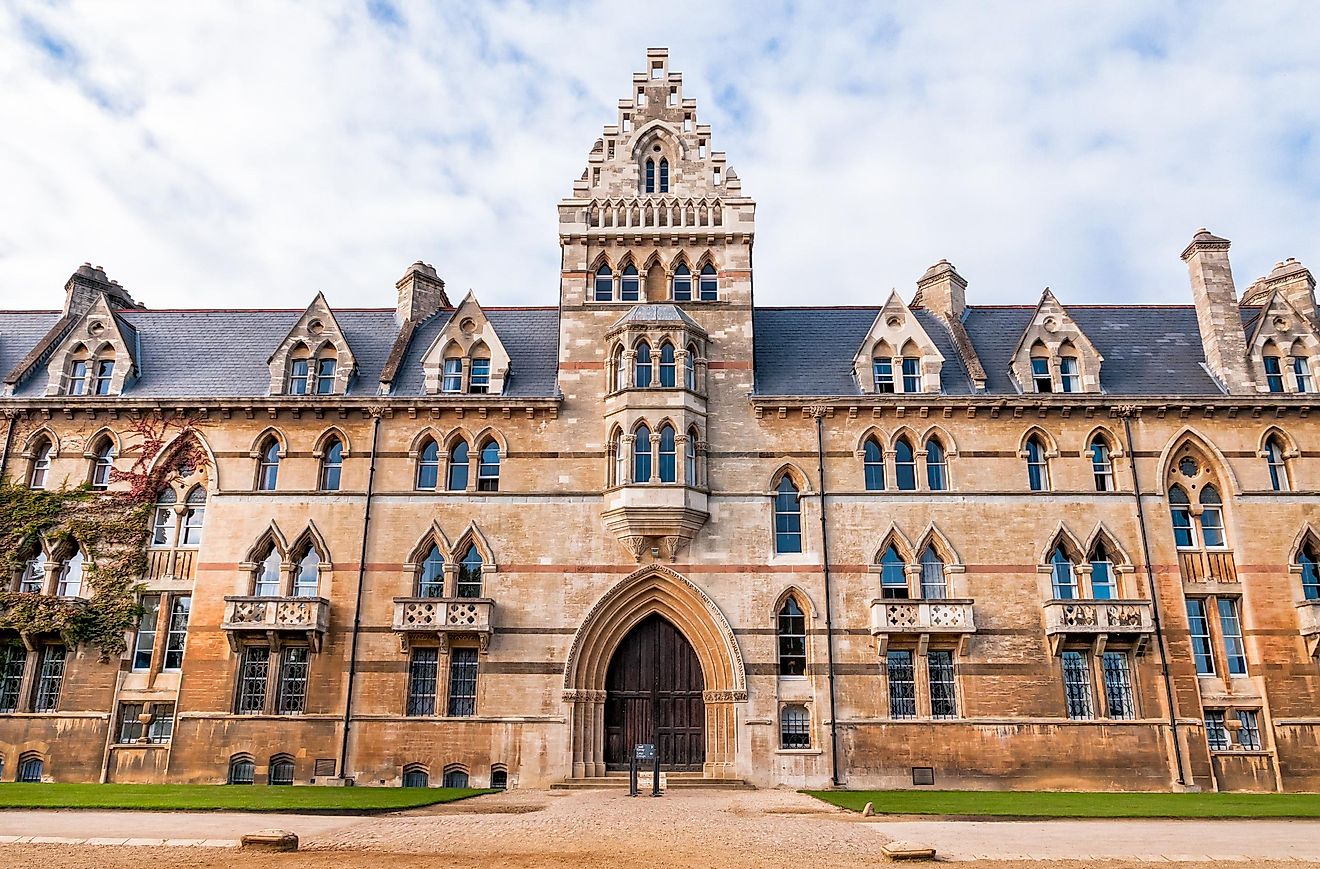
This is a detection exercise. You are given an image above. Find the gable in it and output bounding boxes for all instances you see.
[40,294,140,397]
[851,290,944,394]
[267,292,358,396]
[419,291,513,395]
[1008,289,1103,394]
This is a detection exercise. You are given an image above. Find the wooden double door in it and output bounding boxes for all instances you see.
[604,614,706,771]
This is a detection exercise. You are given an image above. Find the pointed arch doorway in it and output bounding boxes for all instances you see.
[605,614,705,771]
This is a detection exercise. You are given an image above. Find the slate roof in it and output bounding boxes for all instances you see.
[391,307,561,398]
[753,305,1224,397]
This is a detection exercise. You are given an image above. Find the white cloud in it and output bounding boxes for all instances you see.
[0,0,1317,310]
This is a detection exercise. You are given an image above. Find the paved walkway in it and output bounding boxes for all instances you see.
[2,790,1320,864]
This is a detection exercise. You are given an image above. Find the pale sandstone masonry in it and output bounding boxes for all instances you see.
[1,49,1319,794]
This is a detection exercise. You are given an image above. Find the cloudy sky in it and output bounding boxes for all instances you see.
[1,1,1317,311]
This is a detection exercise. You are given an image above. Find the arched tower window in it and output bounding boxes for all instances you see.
[633,424,653,483]
[894,437,916,491]
[926,438,948,491]
[644,157,656,194]
[319,437,343,492]
[863,438,885,491]
[773,476,802,554]
[594,263,613,302]
[634,342,653,388]
[1091,436,1115,492]
[620,264,640,302]
[658,158,669,193]
[1265,436,1290,492]
[658,342,676,387]
[699,263,717,301]
[776,596,806,676]
[672,264,692,302]
[657,424,677,483]
[1025,436,1049,492]
[477,439,500,491]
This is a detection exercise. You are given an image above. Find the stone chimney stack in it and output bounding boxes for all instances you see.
[63,264,143,316]
[1263,258,1317,327]
[395,261,450,325]
[914,259,967,321]
[1181,229,1253,394]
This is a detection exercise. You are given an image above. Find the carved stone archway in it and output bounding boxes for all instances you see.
[563,565,746,779]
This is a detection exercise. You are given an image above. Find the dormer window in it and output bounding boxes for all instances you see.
[901,357,921,392]
[288,354,310,395]
[1294,356,1314,392]
[64,354,88,396]
[594,264,613,302]
[621,264,640,301]
[314,354,337,395]
[442,357,463,393]
[93,357,115,395]
[1264,354,1284,393]
[1031,354,1052,393]
[873,358,894,393]
[672,264,692,301]
[1060,356,1080,393]
[469,356,491,394]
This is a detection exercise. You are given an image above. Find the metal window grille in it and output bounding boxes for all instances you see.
[887,651,916,719]
[18,757,43,782]
[447,648,478,717]
[1186,599,1215,676]
[777,599,806,677]
[402,768,429,787]
[33,645,66,712]
[133,594,160,671]
[117,702,145,743]
[277,647,309,714]
[270,759,295,785]
[1061,651,1094,720]
[779,704,811,748]
[1204,710,1229,750]
[237,647,270,714]
[443,768,470,788]
[928,651,958,719]
[407,648,439,716]
[0,644,27,713]
[229,758,255,784]
[1217,597,1247,675]
[163,596,190,671]
[1101,652,1135,719]
[1236,710,1262,750]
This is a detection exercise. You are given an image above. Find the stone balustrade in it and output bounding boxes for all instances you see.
[868,599,976,655]
[392,597,494,651]
[221,595,330,651]
[1042,598,1153,655]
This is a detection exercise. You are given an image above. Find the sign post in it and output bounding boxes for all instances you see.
[631,743,657,797]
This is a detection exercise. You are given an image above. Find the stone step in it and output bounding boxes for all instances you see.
[550,774,754,790]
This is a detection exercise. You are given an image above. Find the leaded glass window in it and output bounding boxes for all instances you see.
[447,648,478,717]
[1102,652,1135,719]
[887,650,916,719]
[1061,650,1093,719]
[928,651,957,719]
[407,648,439,716]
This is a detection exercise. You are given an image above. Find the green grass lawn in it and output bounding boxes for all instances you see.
[0,782,491,812]
[805,789,1320,818]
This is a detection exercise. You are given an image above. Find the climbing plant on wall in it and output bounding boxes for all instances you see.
[0,413,209,660]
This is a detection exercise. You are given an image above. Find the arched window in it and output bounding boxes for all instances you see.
[699,264,717,301]
[1264,352,1284,393]
[287,347,311,395]
[1169,485,1196,548]
[594,264,613,302]
[319,438,343,492]
[19,551,46,594]
[56,547,84,597]
[92,349,115,395]
[879,545,908,599]
[152,488,178,547]
[490,765,508,789]
[402,765,429,788]
[684,344,697,391]
[658,158,669,193]
[613,428,627,486]
[457,544,482,598]
[64,347,89,395]
[1293,354,1314,393]
[644,158,656,194]
[773,476,802,554]
[468,353,491,394]
[658,425,677,483]
[442,355,464,393]
[180,486,206,546]
[1265,436,1289,492]
[1050,545,1077,599]
[269,756,295,786]
[228,755,255,785]
[919,546,947,599]
[1030,347,1052,393]
[612,346,628,391]
[18,755,44,783]
[658,342,676,387]
[314,349,337,395]
[672,264,692,302]
[477,440,500,491]
[447,440,470,491]
[1059,355,1080,393]
[776,596,806,676]
[620,264,640,302]
[90,437,115,490]
[634,342,653,388]
[685,427,698,486]
[1199,486,1226,548]
[293,545,321,597]
[1025,436,1049,492]
[418,544,444,597]
[29,438,52,490]
[1089,541,1116,600]
[633,425,653,483]
[926,438,948,491]
[254,545,282,596]
[442,767,470,788]
[1091,436,1115,492]
[780,704,810,748]
[1299,537,1319,601]
[863,438,885,491]
[894,437,916,491]
[416,438,440,490]
[256,437,280,491]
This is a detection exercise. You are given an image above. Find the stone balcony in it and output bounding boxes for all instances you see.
[392,597,494,652]
[602,485,709,561]
[868,599,976,655]
[1042,599,1154,655]
[1297,599,1320,657]
[221,596,330,652]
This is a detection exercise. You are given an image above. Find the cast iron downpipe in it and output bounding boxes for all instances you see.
[1120,410,1186,786]
[339,409,382,782]
[813,408,843,787]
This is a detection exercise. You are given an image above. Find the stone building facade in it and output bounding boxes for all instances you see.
[1,48,1319,793]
